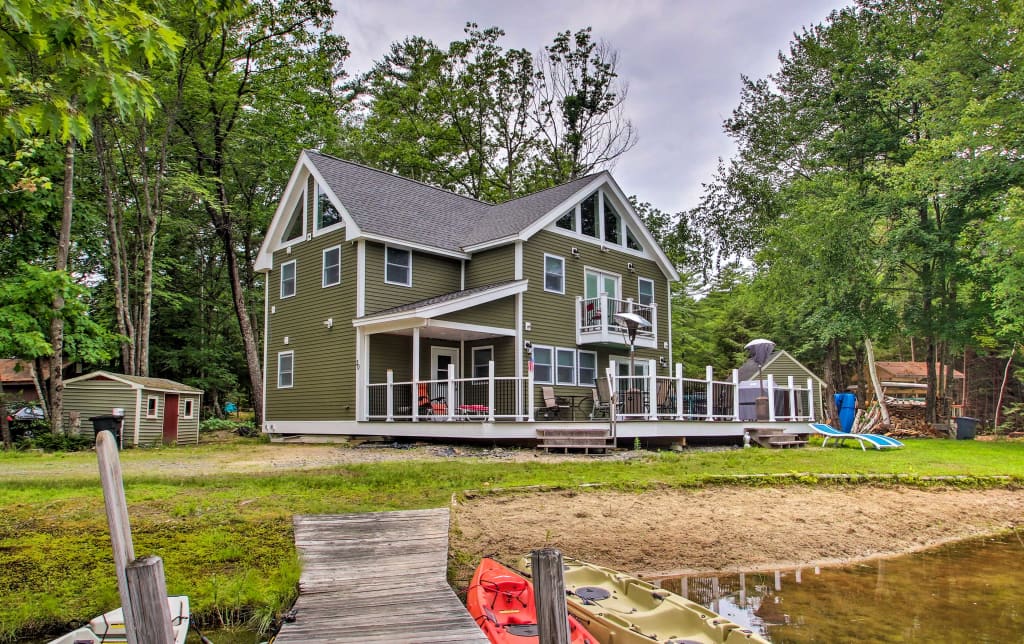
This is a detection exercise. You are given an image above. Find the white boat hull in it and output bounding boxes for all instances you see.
[48,596,189,644]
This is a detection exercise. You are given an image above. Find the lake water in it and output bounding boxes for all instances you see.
[653,533,1024,643]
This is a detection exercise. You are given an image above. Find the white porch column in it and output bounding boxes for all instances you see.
[807,377,815,420]
[600,293,609,337]
[527,357,535,422]
[385,369,394,422]
[355,328,367,421]
[446,365,456,421]
[732,369,741,421]
[487,360,496,422]
[411,328,420,422]
[647,359,658,420]
[788,376,797,421]
[767,374,776,421]
[675,363,684,419]
[705,365,714,421]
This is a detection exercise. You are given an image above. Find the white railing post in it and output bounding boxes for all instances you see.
[411,328,420,422]
[527,359,535,422]
[446,365,456,421]
[705,365,714,421]
[575,296,582,342]
[732,369,741,421]
[386,369,394,422]
[606,367,617,426]
[487,360,496,422]
[600,293,609,337]
[626,297,634,314]
[675,363,684,419]
[648,359,658,420]
[787,376,797,421]
[767,374,776,421]
[807,377,815,421]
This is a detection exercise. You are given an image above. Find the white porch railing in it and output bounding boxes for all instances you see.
[576,295,657,347]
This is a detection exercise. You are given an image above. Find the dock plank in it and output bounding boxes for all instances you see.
[274,509,487,643]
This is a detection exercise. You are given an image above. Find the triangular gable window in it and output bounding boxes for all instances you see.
[316,183,343,230]
[282,195,304,242]
[626,227,642,251]
[603,198,621,245]
[556,210,574,230]
[580,192,598,238]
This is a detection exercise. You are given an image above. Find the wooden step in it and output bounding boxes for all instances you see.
[536,427,614,454]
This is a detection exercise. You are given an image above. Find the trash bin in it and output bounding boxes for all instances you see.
[89,415,123,445]
[954,416,979,440]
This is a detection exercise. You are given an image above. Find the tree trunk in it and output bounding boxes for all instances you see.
[32,358,48,417]
[0,386,11,450]
[994,345,1016,429]
[822,337,842,423]
[864,336,891,430]
[49,137,75,435]
[135,119,159,377]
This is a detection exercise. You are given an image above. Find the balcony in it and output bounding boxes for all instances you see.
[576,295,657,349]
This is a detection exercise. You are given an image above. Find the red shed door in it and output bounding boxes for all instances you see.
[163,394,179,445]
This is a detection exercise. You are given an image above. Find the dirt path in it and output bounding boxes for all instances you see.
[451,486,1024,577]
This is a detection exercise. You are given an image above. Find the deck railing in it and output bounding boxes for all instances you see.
[365,360,816,423]
[577,295,656,345]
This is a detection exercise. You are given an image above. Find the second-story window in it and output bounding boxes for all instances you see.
[638,277,655,306]
[580,192,598,238]
[544,254,564,294]
[385,246,412,286]
[603,197,621,245]
[280,260,296,298]
[316,183,343,231]
[322,246,341,287]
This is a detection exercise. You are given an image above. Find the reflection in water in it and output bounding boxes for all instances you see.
[649,533,1024,643]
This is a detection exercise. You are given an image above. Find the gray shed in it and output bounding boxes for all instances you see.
[737,349,826,421]
[63,371,203,447]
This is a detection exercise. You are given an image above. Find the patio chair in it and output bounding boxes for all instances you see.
[808,423,904,450]
[592,379,620,418]
[538,386,569,420]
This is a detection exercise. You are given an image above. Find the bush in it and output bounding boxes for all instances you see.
[16,431,93,452]
[200,417,258,437]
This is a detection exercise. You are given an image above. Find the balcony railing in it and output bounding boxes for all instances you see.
[576,295,657,348]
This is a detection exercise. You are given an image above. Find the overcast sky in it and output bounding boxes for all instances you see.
[333,0,848,213]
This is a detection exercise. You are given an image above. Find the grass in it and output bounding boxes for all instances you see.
[1,438,1023,641]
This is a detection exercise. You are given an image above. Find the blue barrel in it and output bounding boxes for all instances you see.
[834,393,857,432]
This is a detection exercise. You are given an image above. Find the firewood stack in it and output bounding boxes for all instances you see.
[885,403,944,438]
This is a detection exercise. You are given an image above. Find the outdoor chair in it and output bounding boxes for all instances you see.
[538,386,569,420]
[592,378,620,418]
[590,386,610,419]
[808,423,904,450]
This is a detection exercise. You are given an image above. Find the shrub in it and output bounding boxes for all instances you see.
[16,431,93,452]
[200,417,258,437]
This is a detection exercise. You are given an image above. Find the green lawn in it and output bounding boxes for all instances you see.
[1,438,1022,641]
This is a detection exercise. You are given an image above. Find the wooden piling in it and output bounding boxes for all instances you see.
[531,548,570,644]
[126,556,175,644]
[96,430,138,644]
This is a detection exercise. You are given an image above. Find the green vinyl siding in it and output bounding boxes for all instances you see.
[137,391,166,445]
[464,337,516,378]
[369,334,413,384]
[436,296,514,328]
[761,354,824,419]
[175,394,201,444]
[62,382,138,443]
[364,242,461,314]
[267,226,358,421]
[465,245,515,288]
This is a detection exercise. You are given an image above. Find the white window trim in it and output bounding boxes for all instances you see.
[532,344,554,385]
[385,245,412,287]
[577,350,598,387]
[146,395,159,419]
[314,183,345,235]
[182,398,194,419]
[278,351,294,389]
[555,348,576,386]
[322,245,342,288]
[585,268,622,300]
[638,277,655,306]
[543,253,565,294]
[280,188,307,246]
[280,260,296,299]
[471,345,494,380]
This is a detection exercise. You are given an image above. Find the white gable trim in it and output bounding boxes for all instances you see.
[255,151,363,273]
[518,173,680,282]
[65,371,142,389]
[359,233,471,260]
[761,350,828,387]
[353,280,528,328]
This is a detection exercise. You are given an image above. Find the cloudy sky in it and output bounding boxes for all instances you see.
[332,0,848,213]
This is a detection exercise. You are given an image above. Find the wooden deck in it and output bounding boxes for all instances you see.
[274,509,487,643]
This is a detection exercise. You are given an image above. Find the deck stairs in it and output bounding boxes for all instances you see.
[746,426,808,449]
[536,426,615,454]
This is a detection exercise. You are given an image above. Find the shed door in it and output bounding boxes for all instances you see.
[163,394,179,445]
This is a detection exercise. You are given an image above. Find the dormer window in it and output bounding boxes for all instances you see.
[316,183,343,231]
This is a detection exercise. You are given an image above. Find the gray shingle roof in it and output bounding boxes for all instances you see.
[364,280,521,317]
[305,151,602,252]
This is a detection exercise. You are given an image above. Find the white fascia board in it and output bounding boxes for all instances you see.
[424,320,516,337]
[304,157,361,237]
[64,371,141,389]
[518,174,609,241]
[462,235,519,253]
[353,280,528,328]
[358,232,471,260]
[599,177,681,282]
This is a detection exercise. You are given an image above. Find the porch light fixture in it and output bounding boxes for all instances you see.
[627,262,636,273]
[571,247,580,258]
[659,356,667,368]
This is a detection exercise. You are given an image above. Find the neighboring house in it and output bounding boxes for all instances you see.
[736,350,826,422]
[0,359,83,406]
[859,361,965,404]
[63,371,203,447]
[256,151,813,441]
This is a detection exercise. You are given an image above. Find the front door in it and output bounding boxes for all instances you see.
[430,347,460,412]
[162,393,179,445]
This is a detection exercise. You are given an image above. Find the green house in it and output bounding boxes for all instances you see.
[62,371,203,447]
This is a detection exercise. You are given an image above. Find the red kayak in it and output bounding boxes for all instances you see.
[467,558,597,644]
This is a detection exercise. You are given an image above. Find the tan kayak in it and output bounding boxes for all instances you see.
[515,557,768,644]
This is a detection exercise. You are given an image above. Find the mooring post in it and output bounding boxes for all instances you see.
[96,430,138,644]
[126,556,175,644]
[531,548,570,644]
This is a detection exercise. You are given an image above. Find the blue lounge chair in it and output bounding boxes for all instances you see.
[809,423,904,450]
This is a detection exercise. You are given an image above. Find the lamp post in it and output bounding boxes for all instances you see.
[614,312,651,415]
[744,338,775,421]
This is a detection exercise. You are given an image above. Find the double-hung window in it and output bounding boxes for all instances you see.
[385,246,411,286]
[471,346,493,379]
[556,348,576,385]
[532,346,553,384]
[278,351,294,388]
[322,246,341,287]
[638,277,655,307]
[544,254,565,294]
[577,350,597,387]
[280,260,296,298]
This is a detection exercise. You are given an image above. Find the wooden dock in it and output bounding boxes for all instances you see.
[273,508,487,643]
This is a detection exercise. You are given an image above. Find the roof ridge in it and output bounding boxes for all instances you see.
[496,171,606,206]
[304,149,492,207]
